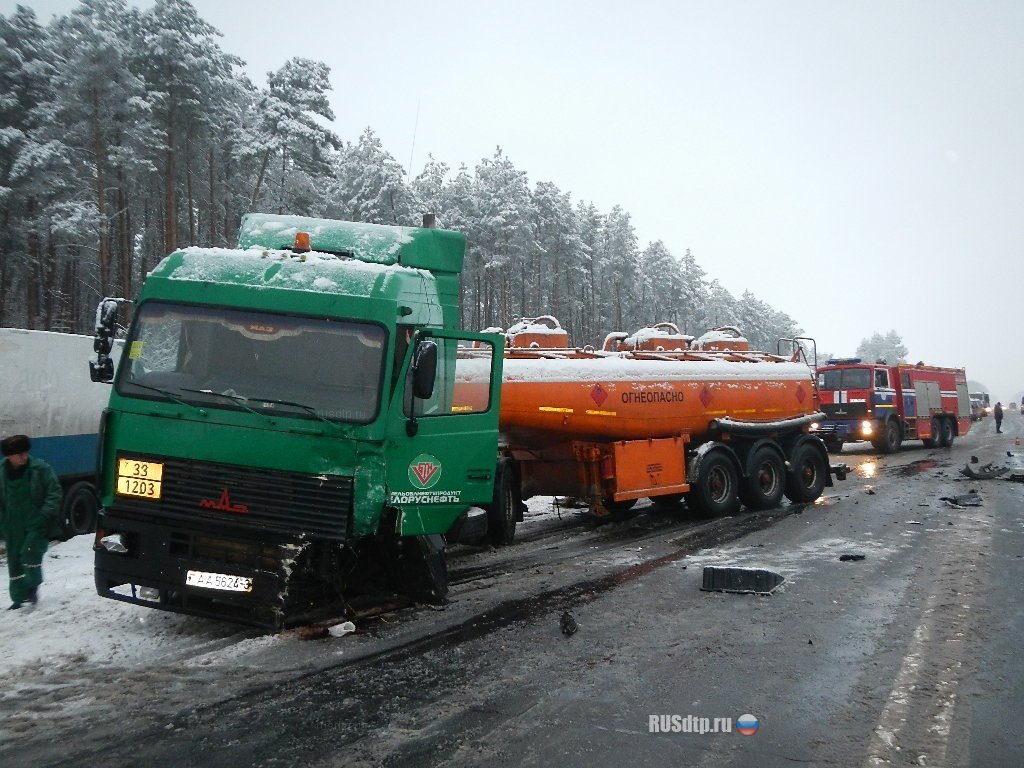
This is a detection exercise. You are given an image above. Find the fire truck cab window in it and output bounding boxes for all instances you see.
[818,367,871,390]
[875,369,889,388]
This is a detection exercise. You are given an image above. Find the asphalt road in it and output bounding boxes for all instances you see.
[8,412,1024,767]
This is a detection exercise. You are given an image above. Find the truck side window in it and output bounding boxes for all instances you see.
[875,369,889,388]
[901,373,911,388]
[407,337,495,418]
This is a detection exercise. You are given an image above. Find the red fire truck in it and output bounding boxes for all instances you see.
[813,359,971,453]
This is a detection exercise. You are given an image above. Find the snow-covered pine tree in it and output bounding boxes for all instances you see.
[330,127,416,225]
[247,56,339,217]
[530,181,586,341]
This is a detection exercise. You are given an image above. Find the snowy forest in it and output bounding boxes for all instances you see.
[0,0,803,349]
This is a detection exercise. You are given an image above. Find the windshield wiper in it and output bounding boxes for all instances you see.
[244,394,339,428]
[124,381,204,413]
[179,387,270,419]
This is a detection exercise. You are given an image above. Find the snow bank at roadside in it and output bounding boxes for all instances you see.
[0,536,260,677]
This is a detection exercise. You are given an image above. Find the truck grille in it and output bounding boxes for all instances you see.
[115,454,353,540]
[821,402,868,420]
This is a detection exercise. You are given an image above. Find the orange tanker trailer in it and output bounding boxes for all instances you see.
[471,317,847,543]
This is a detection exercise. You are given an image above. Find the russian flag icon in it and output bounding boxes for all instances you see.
[737,714,759,736]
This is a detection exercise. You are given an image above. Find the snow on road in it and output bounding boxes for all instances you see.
[0,495,570,681]
[0,536,263,680]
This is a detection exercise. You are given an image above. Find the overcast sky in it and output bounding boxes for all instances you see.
[5,0,1024,401]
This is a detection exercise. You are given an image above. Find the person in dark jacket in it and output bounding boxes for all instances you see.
[994,402,1003,433]
[1,435,62,610]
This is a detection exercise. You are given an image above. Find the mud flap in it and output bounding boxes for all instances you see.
[392,534,449,603]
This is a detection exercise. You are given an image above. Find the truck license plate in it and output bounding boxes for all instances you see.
[185,570,253,593]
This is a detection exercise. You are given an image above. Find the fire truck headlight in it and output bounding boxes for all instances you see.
[809,422,819,431]
[861,420,873,435]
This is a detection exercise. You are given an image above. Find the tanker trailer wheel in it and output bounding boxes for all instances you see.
[62,481,99,539]
[871,419,902,454]
[784,443,828,503]
[604,497,638,521]
[687,451,740,517]
[922,417,941,448]
[939,417,955,447]
[739,445,785,510]
[486,462,519,546]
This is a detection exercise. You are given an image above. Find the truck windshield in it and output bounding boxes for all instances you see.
[818,367,871,390]
[117,303,386,424]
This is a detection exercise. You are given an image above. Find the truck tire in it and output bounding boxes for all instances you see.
[922,417,941,448]
[939,417,955,447]
[740,444,785,510]
[649,493,684,509]
[486,462,519,546]
[62,481,99,539]
[871,420,902,454]
[784,443,828,503]
[687,450,740,517]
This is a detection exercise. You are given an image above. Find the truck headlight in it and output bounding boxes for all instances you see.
[861,420,873,435]
[809,422,819,431]
[99,533,129,554]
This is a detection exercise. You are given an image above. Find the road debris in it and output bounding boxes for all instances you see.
[959,462,1009,480]
[940,492,983,508]
[560,611,579,636]
[701,566,785,595]
[328,621,357,638]
[839,553,866,562]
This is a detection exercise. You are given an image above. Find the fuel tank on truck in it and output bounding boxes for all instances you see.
[490,319,819,446]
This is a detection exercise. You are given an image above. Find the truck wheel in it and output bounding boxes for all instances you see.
[650,493,684,508]
[939,417,955,447]
[784,443,827,503]
[63,481,99,539]
[687,451,740,517]
[740,445,785,510]
[922,417,940,448]
[486,463,519,546]
[871,420,902,454]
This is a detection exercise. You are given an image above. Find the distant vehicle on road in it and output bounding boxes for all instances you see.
[971,391,991,416]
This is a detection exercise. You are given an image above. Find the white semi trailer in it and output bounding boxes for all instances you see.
[0,328,120,538]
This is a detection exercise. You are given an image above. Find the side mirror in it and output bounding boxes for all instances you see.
[411,340,438,400]
[90,297,126,383]
[90,357,114,383]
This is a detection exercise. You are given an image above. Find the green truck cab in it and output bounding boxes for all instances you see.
[91,214,503,628]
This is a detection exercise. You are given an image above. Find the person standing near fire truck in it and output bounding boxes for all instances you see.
[994,402,1003,433]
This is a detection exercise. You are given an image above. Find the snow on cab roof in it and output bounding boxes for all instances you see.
[156,246,427,294]
[238,214,414,264]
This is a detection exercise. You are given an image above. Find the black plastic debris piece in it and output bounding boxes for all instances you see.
[560,610,578,636]
[701,566,785,595]
[839,553,866,562]
[971,455,979,464]
[960,463,1009,480]
[1006,473,1024,484]
[940,492,983,508]
[866,489,876,495]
